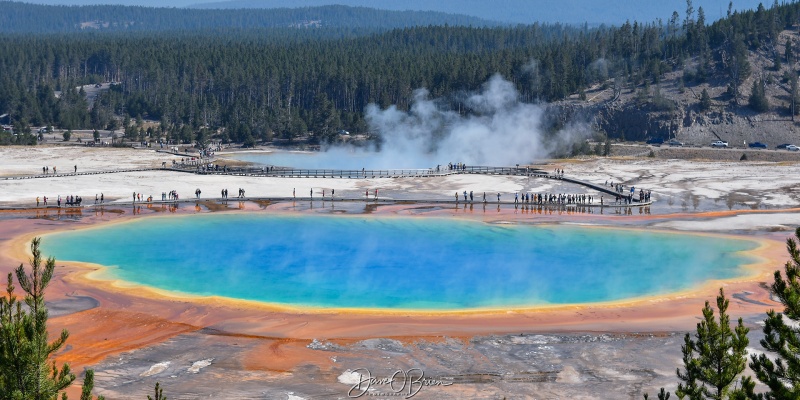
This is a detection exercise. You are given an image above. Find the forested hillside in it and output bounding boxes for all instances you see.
[190,0,766,26]
[0,2,497,34]
[0,1,797,147]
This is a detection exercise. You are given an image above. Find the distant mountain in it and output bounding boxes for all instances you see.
[0,2,500,34]
[16,0,768,26]
[189,0,767,25]
[13,0,215,6]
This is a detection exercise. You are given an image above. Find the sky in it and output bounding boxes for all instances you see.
[19,0,770,25]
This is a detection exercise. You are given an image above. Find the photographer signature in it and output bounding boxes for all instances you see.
[347,367,452,398]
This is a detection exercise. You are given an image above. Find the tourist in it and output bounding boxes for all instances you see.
[74,165,77,173]
[100,193,104,203]
[310,188,313,199]
[332,189,334,198]
[463,191,467,201]
[374,189,378,200]
[470,191,473,202]
[53,166,56,174]
[455,192,458,202]
[42,166,45,174]
[43,196,47,206]
[497,193,500,202]
[293,188,296,199]
[483,192,486,203]
[36,197,39,207]
[133,192,136,203]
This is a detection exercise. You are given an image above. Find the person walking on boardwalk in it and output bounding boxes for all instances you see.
[483,192,486,203]
[293,188,296,199]
[36,197,39,207]
[455,192,459,202]
[100,193,104,203]
[43,196,47,206]
[497,193,500,202]
[332,189,334,199]
[374,189,378,200]
[74,165,77,173]
[470,191,473,202]
[310,188,313,199]
[463,191,468,202]
[133,192,136,203]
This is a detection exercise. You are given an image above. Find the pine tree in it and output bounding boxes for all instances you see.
[699,88,712,111]
[675,288,751,400]
[0,237,104,400]
[748,79,769,112]
[148,382,167,400]
[749,227,800,398]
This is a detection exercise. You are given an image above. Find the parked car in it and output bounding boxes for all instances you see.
[646,137,664,145]
[777,143,792,149]
[711,140,729,148]
[787,145,800,151]
[748,142,768,148]
[668,138,684,146]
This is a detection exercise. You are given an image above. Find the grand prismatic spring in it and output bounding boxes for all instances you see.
[41,214,758,310]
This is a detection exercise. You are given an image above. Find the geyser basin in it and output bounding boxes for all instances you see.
[42,215,758,310]
[226,150,436,170]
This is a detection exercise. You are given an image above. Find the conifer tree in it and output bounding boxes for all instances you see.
[646,288,752,400]
[749,227,800,398]
[675,288,751,400]
[699,88,712,111]
[748,79,769,112]
[148,382,167,400]
[0,237,104,400]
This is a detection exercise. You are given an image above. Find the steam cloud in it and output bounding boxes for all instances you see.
[321,74,590,169]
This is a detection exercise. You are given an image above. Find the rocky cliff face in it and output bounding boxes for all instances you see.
[590,100,800,146]
[594,104,682,141]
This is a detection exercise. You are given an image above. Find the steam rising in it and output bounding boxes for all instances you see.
[304,74,591,170]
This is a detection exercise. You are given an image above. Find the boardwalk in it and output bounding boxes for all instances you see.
[1,164,653,209]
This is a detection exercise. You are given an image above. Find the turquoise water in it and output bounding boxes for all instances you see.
[41,215,758,310]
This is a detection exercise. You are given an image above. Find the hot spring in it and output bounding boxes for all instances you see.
[41,214,758,310]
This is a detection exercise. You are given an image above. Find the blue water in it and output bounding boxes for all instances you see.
[41,215,758,310]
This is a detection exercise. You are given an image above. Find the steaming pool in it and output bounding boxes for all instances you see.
[41,214,758,310]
